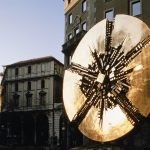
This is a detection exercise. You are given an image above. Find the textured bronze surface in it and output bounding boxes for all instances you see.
[63,15,150,142]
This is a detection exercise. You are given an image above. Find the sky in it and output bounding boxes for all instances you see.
[0,0,64,73]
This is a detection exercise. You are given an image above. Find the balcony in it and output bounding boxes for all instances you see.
[62,30,86,55]
[2,103,63,112]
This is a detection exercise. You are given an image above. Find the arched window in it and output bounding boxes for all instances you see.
[13,93,20,108]
[26,91,32,107]
[39,91,46,105]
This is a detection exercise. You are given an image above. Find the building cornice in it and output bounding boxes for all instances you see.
[4,56,64,68]
[64,0,80,14]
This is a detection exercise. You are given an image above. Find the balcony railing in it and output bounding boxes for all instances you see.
[3,70,63,83]
[62,30,86,55]
[2,103,63,112]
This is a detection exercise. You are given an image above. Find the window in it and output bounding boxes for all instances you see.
[13,94,19,108]
[39,91,46,105]
[105,9,114,21]
[15,68,18,76]
[28,66,31,74]
[131,1,141,16]
[68,13,72,24]
[27,81,31,91]
[82,22,87,31]
[41,64,45,72]
[41,79,45,89]
[68,33,72,40]
[26,91,32,107]
[15,82,18,92]
[39,94,46,105]
[75,27,80,35]
[26,95,32,107]
[82,0,87,12]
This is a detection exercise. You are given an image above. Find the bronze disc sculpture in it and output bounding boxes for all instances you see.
[63,15,150,142]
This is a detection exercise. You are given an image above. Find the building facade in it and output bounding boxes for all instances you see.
[62,0,150,67]
[0,56,64,147]
[62,0,150,149]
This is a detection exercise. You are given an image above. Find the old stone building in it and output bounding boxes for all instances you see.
[62,0,150,149]
[0,56,64,147]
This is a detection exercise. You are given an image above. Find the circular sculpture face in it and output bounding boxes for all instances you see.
[63,15,150,142]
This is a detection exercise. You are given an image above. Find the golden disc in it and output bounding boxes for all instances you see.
[63,15,150,142]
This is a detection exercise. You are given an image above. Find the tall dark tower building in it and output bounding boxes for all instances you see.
[62,0,150,149]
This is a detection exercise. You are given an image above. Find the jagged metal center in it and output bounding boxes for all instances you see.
[68,20,150,127]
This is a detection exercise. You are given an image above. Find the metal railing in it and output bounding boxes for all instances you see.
[2,103,63,112]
